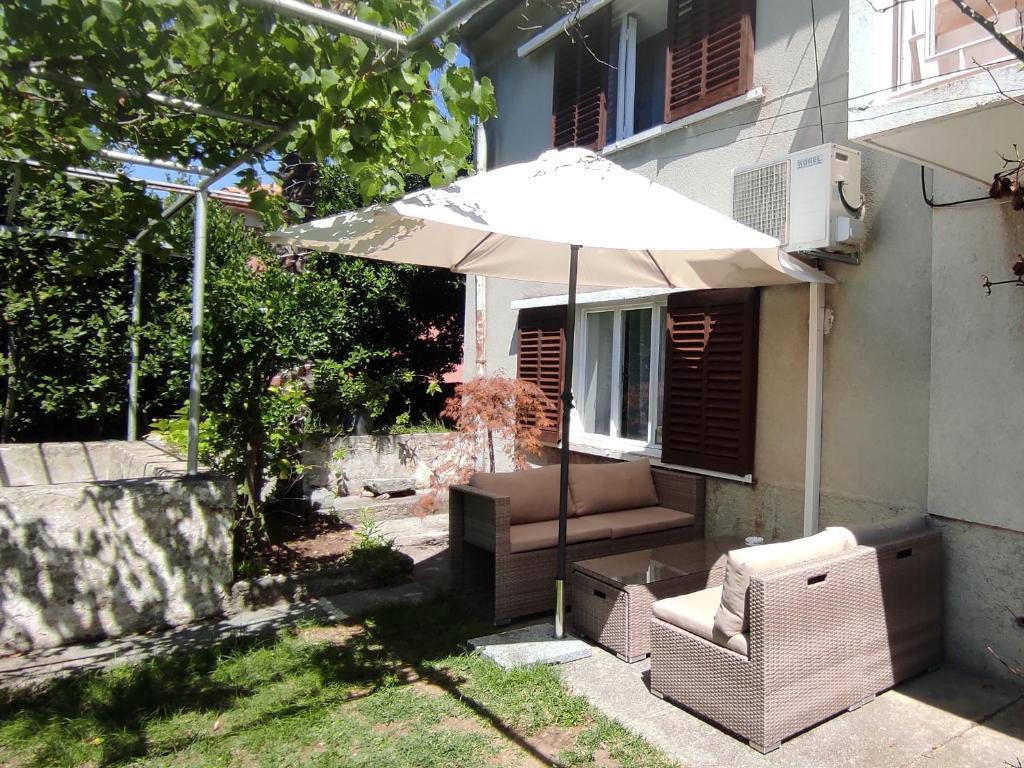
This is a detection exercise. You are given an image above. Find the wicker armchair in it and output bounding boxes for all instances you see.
[649,520,943,753]
[449,462,705,625]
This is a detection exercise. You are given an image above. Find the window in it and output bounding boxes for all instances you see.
[552,0,754,148]
[516,306,566,442]
[898,0,1022,86]
[661,288,759,476]
[578,303,667,446]
[552,10,611,151]
[515,289,759,478]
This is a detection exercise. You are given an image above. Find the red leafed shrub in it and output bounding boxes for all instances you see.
[415,374,554,515]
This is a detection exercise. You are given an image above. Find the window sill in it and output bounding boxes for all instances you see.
[601,87,765,157]
[553,436,754,484]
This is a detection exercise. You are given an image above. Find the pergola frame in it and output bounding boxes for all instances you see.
[1,0,494,473]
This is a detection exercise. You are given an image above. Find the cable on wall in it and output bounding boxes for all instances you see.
[808,0,826,145]
[920,166,993,208]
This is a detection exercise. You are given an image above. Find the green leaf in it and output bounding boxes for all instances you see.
[76,128,102,151]
[99,0,122,22]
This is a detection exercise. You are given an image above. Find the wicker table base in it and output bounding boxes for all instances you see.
[571,536,741,662]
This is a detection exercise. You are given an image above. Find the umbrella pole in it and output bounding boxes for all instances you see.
[554,244,580,639]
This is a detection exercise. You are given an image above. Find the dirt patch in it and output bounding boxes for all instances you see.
[409,679,447,699]
[437,716,489,734]
[299,623,363,645]
[525,723,585,759]
[487,745,550,768]
[373,722,412,738]
[487,723,587,767]
[593,746,621,767]
[260,513,356,574]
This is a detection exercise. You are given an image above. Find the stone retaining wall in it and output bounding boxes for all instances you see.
[0,441,235,653]
[302,432,452,496]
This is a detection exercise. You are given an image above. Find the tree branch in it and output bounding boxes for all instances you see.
[952,0,1024,65]
[974,57,1024,106]
[862,0,913,12]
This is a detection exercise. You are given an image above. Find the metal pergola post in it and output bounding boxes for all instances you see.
[127,245,143,440]
[186,190,208,474]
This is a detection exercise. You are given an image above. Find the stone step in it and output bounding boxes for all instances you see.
[328,490,447,525]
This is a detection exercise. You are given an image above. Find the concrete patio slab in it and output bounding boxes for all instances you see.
[558,642,1024,768]
[470,623,592,670]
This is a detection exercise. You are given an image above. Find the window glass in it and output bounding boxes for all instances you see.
[620,308,652,440]
[633,31,667,134]
[583,311,614,435]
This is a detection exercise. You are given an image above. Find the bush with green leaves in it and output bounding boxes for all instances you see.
[0,169,163,441]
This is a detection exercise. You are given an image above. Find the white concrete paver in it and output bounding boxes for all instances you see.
[558,642,1024,768]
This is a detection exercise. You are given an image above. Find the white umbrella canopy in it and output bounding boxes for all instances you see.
[270,147,831,639]
[269,147,830,289]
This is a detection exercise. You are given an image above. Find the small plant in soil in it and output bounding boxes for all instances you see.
[344,508,413,588]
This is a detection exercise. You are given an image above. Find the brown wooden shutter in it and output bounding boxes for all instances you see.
[661,288,759,475]
[516,306,566,442]
[552,10,610,151]
[664,0,754,124]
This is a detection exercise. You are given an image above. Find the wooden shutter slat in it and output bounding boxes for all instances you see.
[664,0,754,124]
[551,10,610,151]
[517,306,566,443]
[660,288,759,476]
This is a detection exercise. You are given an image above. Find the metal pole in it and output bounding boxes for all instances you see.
[126,246,143,440]
[554,243,580,639]
[241,0,408,47]
[186,191,208,474]
[99,149,214,177]
[28,68,282,131]
[803,281,825,535]
[407,0,497,48]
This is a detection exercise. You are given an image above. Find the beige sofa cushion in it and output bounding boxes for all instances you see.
[827,513,928,548]
[508,516,611,554]
[653,586,749,656]
[713,529,855,642]
[470,464,573,524]
[568,459,659,516]
[587,506,694,539]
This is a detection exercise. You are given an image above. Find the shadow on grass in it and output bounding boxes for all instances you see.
[0,597,574,768]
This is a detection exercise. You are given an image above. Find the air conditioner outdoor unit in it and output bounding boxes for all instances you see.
[732,143,864,263]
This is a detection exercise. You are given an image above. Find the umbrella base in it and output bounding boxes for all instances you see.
[469,623,592,670]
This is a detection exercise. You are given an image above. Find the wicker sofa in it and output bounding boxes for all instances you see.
[648,514,943,753]
[448,459,705,625]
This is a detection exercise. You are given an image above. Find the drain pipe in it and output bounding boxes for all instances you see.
[464,47,489,377]
[803,281,825,535]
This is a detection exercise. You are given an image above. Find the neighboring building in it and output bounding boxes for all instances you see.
[458,0,1024,685]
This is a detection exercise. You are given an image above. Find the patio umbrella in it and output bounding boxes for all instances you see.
[269,147,830,638]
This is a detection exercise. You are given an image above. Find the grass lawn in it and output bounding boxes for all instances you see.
[0,598,678,768]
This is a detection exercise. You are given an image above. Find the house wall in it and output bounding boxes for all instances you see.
[464,0,1022,684]
[928,169,1024,682]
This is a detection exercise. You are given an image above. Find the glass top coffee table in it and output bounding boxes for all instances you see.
[572,536,744,662]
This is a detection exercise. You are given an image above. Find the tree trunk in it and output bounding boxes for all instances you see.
[487,426,495,472]
[2,325,16,443]
[241,425,268,551]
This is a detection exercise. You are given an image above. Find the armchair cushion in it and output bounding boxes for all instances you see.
[588,506,695,539]
[713,528,854,643]
[653,586,749,656]
[470,464,572,524]
[568,459,659,516]
[509,516,611,553]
